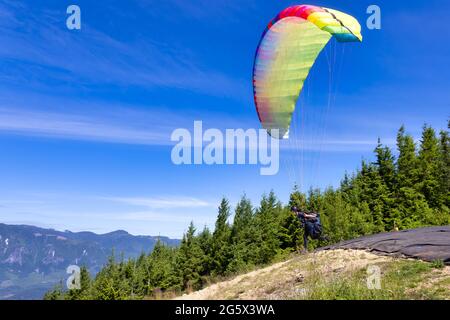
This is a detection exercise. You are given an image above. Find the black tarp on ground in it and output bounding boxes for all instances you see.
[320,226,450,265]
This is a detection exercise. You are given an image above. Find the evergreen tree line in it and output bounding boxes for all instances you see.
[45,123,450,300]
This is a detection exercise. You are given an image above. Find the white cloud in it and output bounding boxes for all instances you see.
[103,196,213,209]
[0,107,171,146]
[109,211,212,224]
[0,105,397,152]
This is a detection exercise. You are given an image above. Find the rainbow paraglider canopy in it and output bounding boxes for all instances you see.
[253,4,362,139]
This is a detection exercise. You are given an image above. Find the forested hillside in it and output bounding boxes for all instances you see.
[45,123,450,300]
[0,225,178,299]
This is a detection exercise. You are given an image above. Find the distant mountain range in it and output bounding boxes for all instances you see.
[0,223,179,300]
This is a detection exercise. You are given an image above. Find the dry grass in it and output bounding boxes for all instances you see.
[174,249,450,300]
[177,250,450,300]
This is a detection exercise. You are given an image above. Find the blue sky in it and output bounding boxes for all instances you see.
[0,0,448,238]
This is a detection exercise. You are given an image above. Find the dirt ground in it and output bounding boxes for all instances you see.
[175,249,395,300]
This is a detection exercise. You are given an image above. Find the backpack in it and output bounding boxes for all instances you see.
[311,222,322,239]
[310,214,323,239]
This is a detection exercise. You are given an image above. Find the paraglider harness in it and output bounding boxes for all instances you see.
[291,207,323,240]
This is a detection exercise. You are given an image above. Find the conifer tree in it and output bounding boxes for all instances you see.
[43,282,64,300]
[288,185,307,210]
[417,125,441,208]
[197,226,213,277]
[438,125,450,208]
[374,138,396,192]
[91,251,132,300]
[396,126,419,190]
[145,239,178,292]
[372,141,397,228]
[254,191,281,264]
[307,188,323,212]
[231,195,254,243]
[175,222,205,291]
[211,198,232,275]
[64,266,92,300]
[228,195,256,272]
[279,187,306,250]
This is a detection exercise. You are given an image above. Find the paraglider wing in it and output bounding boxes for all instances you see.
[253,5,362,139]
